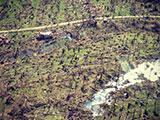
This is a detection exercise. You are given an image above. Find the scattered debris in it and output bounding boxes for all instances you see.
[0,34,8,44]
[36,32,53,41]
[84,59,160,117]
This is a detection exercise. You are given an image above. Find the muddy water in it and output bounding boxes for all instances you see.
[17,33,74,59]
[84,59,160,116]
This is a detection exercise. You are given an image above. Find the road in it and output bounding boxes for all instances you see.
[0,16,160,33]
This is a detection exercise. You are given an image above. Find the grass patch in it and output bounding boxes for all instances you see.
[31,0,40,7]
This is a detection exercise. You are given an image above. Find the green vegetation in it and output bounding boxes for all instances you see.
[0,0,160,30]
[0,0,160,119]
[31,0,40,7]
[97,81,160,119]
[115,2,132,16]
[0,0,5,4]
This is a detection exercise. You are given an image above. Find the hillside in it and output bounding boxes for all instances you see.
[0,0,160,30]
[0,0,160,120]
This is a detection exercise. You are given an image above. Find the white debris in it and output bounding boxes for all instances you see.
[39,31,52,35]
[84,59,160,117]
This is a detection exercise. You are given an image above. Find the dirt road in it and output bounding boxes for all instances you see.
[0,16,160,33]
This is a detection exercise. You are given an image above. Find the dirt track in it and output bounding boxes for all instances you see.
[0,16,160,33]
